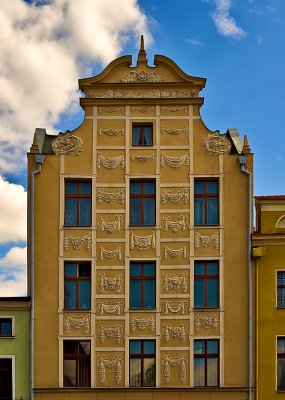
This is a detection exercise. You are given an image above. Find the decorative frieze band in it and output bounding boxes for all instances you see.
[97,129,125,136]
[130,154,156,162]
[131,232,155,251]
[98,325,122,343]
[96,188,125,204]
[161,153,189,168]
[97,153,125,169]
[97,301,124,315]
[52,133,83,155]
[64,314,90,334]
[161,106,187,112]
[163,273,188,293]
[162,300,188,315]
[121,70,165,83]
[164,245,186,259]
[100,246,122,260]
[194,231,219,250]
[87,89,196,99]
[162,215,188,232]
[130,315,155,333]
[64,233,92,251]
[162,324,187,343]
[98,107,124,113]
[161,127,188,135]
[161,188,189,204]
[98,216,124,233]
[162,354,187,384]
[97,354,123,384]
[98,273,123,294]
[131,106,155,113]
[204,132,231,155]
[194,313,219,333]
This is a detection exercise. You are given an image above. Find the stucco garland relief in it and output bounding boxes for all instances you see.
[131,106,155,113]
[64,233,91,251]
[97,354,123,385]
[98,325,122,343]
[98,273,123,294]
[130,315,155,333]
[162,354,187,384]
[161,153,189,168]
[97,301,124,315]
[162,215,188,232]
[162,300,188,315]
[87,89,196,99]
[64,314,90,334]
[96,188,125,204]
[130,154,156,162]
[98,215,124,233]
[194,312,219,333]
[98,107,124,113]
[52,133,83,155]
[194,231,219,250]
[121,70,165,82]
[163,273,188,293]
[162,324,187,343]
[97,153,125,169]
[100,246,122,261]
[161,106,187,112]
[161,127,188,135]
[131,232,155,251]
[164,245,186,259]
[97,129,125,136]
[161,188,189,204]
[203,132,231,155]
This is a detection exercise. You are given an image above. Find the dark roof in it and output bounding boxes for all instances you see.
[255,195,285,200]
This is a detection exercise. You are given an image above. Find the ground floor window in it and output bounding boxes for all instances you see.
[277,337,285,390]
[130,340,155,387]
[0,358,12,400]
[194,339,219,387]
[63,340,91,387]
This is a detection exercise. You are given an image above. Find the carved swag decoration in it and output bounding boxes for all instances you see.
[64,233,92,251]
[64,314,90,334]
[98,273,123,293]
[97,354,123,384]
[130,315,155,333]
[162,354,187,384]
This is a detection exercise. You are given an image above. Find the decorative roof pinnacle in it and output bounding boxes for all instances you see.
[242,134,251,154]
[137,35,148,65]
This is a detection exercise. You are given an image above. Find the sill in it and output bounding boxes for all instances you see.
[129,308,156,312]
[0,335,14,339]
[194,307,220,310]
[129,225,156,228]
[132,145,153,147]
[63,226,91,229]
[63,309,91,312]
[194,225,220,228]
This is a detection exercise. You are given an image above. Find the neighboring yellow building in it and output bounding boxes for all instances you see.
[28,38,254,399]
[252,196,285,399]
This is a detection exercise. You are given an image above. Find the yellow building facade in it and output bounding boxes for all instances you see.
[253,196,285,399]
[28,39,254,399]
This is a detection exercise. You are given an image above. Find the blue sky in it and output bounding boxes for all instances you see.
[0,0,284,296]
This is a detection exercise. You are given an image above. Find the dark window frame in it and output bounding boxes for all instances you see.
[64,180,92,227]
[194,339,219,387]
[130,179,156,226]
[130,262,156,309]
[0,318,13,337]
[194,179,219,226]
[277,271,285,308]
[129,339,156,387]
[132,123,153,146]
[64,262,91,310]
[63,340,91,387]
[194,261,219,308]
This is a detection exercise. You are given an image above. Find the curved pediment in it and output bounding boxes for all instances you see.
[276,215,285,229]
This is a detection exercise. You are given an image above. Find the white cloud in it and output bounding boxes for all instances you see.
[0,0,151,173]
[187,38,203,46]
[256,36,264,45]
[0,246,27,296]
[211,0,247,39]
[0,176,27,243]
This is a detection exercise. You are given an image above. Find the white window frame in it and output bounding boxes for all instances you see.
[0,316,15,338]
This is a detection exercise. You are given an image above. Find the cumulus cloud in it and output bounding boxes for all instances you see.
[0,246,27,296]
[211,0,247,39]
[187,38,203,46]
[0,176,27,243]
[0,0,150,173]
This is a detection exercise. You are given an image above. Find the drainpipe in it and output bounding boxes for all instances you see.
[238,153,252,400]
[30,154,45,400]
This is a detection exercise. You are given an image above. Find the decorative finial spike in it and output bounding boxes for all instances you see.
[242,134,251,154]
[140,35,145,51]
[137,34,147,65]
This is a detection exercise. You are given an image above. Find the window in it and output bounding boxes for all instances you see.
[130,340,155,387]
[194,261,219,308]
[0,318,13,337]
[130,262,155,309]
[63,340,91,387]
[277,272,285,308]
[278,337,285,390]
[64,262,91,310]
[132,124,153,145]
[130,180,156,226]
[194,339,219,387]
[65,180,91,226]
[194,180,219,225]
[0,358,12,400]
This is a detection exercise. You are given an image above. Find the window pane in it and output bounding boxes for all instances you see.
[194,181,204,194]
[195,263,204,275]
[207,340,218,354]
[130,264,142,276]
[194,340,204,354]
[0,319,12,336]
[79,182,91,194]
[130,199,141,225]
[144,198,155,225]
[278,358,285,390]
[144,341,155,354]
[144,127,153,145]
[143,358,155,386]
[194,280,205,307]
[207,181,218,193]
[207,358,218,386]
[64,340,77,354]
[144,263,155,276]
[130,358,141,386]
[66,182,78,194]
[64,360,76,387]
[65,198,77,225]
[65,263,76,277]
[144,281,155,308]
[130,182,142,194]
[64,281,76,309]
[194,199,204,225]
[130,281,141,308]
[79,341,90,355]
[130,341,141,354]
[132,127,141,145]
[0,359,12,400]
[194,358,205,386]
[144,181,155,194]
[79,264,90,277]
[79,281,90,309]
[207,198,218,224]
[79,198,91,225]
[207,279,218,307]
[207,262,218,275]
[278,337,285,354]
